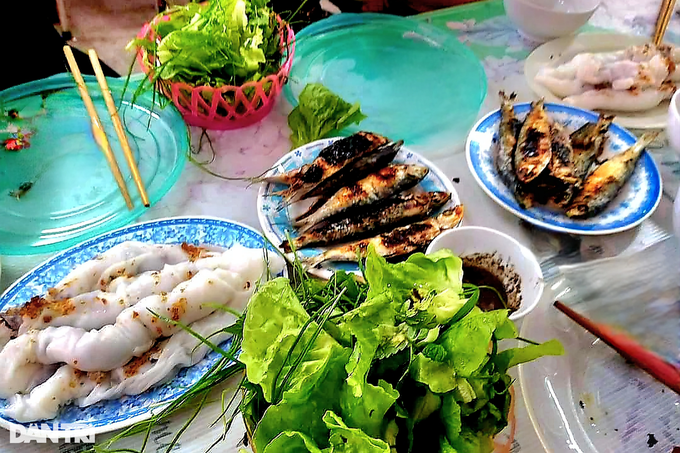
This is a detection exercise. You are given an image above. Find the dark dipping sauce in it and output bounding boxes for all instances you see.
[462,265,508,312]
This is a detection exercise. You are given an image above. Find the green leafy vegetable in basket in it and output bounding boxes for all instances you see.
[288,83,367,149]
[91,247,563,453]
[128,0,285,88]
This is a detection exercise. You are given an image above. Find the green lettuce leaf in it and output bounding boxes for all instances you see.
[493,339,565,373]
[240,278,349,404]
[447,428,495,453]
[339,379,399,439]
[288,83,367,149]
[409,353,458,394]
[364,248,467,327]
[262,431,324,453]
[324,411,391,453]
[437,311,514,376]
[253,341,350,451]
[441,393,462,445]
[336,293,399,437]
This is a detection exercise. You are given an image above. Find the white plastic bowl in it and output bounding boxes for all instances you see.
[503,0,600,42]
[667,90,680,239]
[426,226,544,321]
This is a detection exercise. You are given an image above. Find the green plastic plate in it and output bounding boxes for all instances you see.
[0,74,189,255]
[285,13,487,150]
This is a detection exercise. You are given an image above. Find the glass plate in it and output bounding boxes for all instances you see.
[0,74,189,255]
[519,284,680,453]
[284,13,487,153]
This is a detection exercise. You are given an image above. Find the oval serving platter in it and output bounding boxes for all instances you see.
[0,74,189,256]
[257,137,461,279]
[466,102,662,236]
[0,217,273,439]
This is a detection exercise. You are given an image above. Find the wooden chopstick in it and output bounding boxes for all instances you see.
[653,0,677,46]
[88,49,150,207]
[554,300,680,395]
[63,46,134,211]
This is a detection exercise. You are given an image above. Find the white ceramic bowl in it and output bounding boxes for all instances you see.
[503,0,600,42]
[668,90,680,239]
[426,226,544,321]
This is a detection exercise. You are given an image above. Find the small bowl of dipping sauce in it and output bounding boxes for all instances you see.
[426,226,544,321]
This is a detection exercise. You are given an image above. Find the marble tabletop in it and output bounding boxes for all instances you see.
[1,0,680,451]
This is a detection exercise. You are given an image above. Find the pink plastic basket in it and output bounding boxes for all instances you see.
[136,14,295,130]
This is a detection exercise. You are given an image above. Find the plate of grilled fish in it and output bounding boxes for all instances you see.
[257,132,464,277]
[0,217,283,437]
[466,93,662,236]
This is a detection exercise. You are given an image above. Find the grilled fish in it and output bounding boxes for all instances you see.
[281,192,451,252]
[515,99,552,183]
[566,132,658,218]
[304,206,464,268]
[294,164,430,233]
[267,132,398,203]
[496,91,521,188]
[570,114,614,183]
[301,140,403,201]
[495,91,534,209]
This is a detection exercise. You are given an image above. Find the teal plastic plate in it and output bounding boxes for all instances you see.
[285,13,487,148]
[0,74,189,256]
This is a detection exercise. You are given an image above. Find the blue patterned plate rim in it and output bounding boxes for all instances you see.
[0,216,270,438]
[465,102,663,236]
[256,137,461,279]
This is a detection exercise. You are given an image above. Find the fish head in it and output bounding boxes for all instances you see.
[405,164,430,180]
[436,205,465,230]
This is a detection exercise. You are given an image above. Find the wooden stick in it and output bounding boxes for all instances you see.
[554,300,680,395]
[63,46,134,211]
[88,49,150,207]
[653,0,677,46]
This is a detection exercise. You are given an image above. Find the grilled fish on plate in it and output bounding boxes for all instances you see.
[570,113,614,184]
[566,132,658,218]
[514,99,552,183]
[266,132,400,203]
[281,191,451,252]
[304,206,464,268]
[293,164,430,233]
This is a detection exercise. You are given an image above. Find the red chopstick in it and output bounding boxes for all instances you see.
[554,300,680,396]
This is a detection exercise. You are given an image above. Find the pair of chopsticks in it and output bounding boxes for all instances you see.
[554,301,680,396]
[63,46,149,210]
[653,0,677,45]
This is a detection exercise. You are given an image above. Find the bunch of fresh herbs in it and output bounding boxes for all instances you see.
[128,0,284,88]
[91,246,563,453]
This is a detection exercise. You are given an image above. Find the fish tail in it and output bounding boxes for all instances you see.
[304,252,329,269]
[280,240,293,253]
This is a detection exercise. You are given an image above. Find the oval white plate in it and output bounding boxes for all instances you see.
[519,285,680,453]
[257,137,461,279]
[0,217,271,439]
[524,33,667,129]
[466,102,662,236]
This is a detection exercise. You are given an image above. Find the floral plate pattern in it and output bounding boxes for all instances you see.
[466,103,662,235]
[0,217,270,439]
[257,138,461,278]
